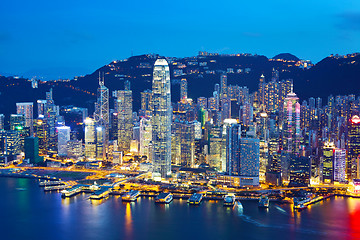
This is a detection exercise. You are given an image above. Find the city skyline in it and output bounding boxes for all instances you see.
[1,1,360,79]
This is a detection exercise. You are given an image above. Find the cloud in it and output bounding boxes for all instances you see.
[336,11,360,32]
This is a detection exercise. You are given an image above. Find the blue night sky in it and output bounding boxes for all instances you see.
[1,0,360,79]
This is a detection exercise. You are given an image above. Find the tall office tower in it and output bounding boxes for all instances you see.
[334,148,346,182]
[289,156,311,186]
[0,114,4,130]
[57,126,70,157]
[0,130,21,157]
[24,137,42,164]
[240,101,253,126]
[283,91,301,155]
[259,140,269,182]
[174,121,195,168]
[114,89,133,153]
[84,117,96,160]
[110,112,118,140]
[180,78,188,100]
[66,140,83,159]
[197,97,207,109]
[16,102,33,135]
[45,89,58,151]
[139,117,152,160]
[347,115,360,179]
[152,59,172,177]
[258,74,266,105]
[140,89,153,111]
[239,87,250,105]
[220,74,228,97]
[33,118,48,155]
[96,126,105,160]
[264,80,279,113]
[94,74,110,128]
[279,79,293,113]
[226,124,260,186]
[221,98,231,123]
[322,141,335,183]
[37,100,46,117]
[300,100,310,130]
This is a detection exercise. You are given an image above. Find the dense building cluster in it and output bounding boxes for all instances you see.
[0,58,359,188]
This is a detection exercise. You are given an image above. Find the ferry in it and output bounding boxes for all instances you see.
[61,185,83,198]
[39,180,64,187]
[258,195,270,208]
[90,188,110,200]
[44,185,68,192]
[155,192,173,204]
[188,193,203,205]
[223,193,236,207]
[122,190,141,202]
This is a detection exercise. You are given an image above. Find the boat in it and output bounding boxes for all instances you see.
[258,195,269,208]
[39,180,64,187]
[223,193,236,207]
[61,185,83,198]
[90,188,110,200]
[188,193,203,205]
[122,190,140,202]
[155,192,173,204]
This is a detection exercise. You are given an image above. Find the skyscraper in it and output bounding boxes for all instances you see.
[347,115,360,179]
[25,137,42,164]
[226,124,260,186]
[16,102,33,135]
[115,89,133,153]
[220,74,227,98]
[0,114,4,130]
[37,100,47,118]
[180,78,188,100]
[283,91,301,155]
[152,59,172,177]
[94,73,109,156]
[84,117,96,160]
[57,126,70,157]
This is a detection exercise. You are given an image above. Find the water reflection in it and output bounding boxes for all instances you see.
[125,203,133,238]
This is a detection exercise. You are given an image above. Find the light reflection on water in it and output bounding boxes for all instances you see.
[0,178,358,240]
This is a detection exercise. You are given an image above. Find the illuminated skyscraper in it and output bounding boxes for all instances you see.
[57,126,70,157]
[34,118,48,155]
[94,73,109,155]
[258,74,265,105]
[140,89,153,117]
[283,91,301,155]
[347,115,360,179]
[180,78,188,100]
[152,59,172,177]
[0,114,4,130]
[84,117,96,160]
[334,148,346,182]
[220,74,228,97]
[322,141,335,183]
[139,117,152,160]
[37,100,47,118]
[114,89,133,153]
[226,124,260,186]
[16,102,33,135]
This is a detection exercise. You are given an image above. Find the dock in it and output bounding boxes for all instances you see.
[89,187,111,200]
